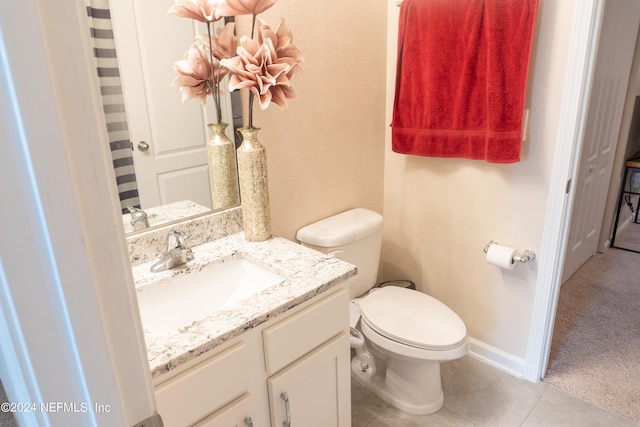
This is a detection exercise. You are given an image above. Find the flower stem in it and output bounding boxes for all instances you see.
[248,90,255,128]
[251,13,257,39]
[207,22,222,124]
[246,14,258,128]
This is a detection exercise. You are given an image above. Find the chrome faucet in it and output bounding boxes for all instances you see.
[127,206,150,231]
[150,230,194,272]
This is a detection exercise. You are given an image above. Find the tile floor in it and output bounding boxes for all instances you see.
[3,356,635,426]
[351,356,640,427]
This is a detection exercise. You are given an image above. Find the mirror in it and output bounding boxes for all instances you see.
[88,0,243,234]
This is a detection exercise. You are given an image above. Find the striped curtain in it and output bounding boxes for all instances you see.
[86,0,140,213]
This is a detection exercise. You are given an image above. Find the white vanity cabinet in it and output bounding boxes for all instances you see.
[152,285,350,427]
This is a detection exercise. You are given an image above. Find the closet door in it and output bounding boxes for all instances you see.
[563,0,640,282]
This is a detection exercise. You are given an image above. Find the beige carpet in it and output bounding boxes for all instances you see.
[545,227,640,424]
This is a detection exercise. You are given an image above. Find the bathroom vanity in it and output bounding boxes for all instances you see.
[131,228,356,427]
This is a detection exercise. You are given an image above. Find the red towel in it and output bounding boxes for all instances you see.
[391,0,538,163]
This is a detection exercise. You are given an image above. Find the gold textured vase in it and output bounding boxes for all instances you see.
[207,123,240,210]
[237,127,272,241]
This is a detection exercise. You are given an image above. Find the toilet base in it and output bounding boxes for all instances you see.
[350,343,445,415]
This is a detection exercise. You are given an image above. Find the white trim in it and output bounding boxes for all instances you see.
[1,0,155,424]
[468,338,526,379]
[523,0,604,382]
[1,18,107,423]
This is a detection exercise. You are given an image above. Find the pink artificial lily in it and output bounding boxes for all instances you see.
[222,36,291,110]
[215,0,278,17]
[168,0,224,23]
[169,0,302,127]
[260,18,303,78]
[220,18,302,127]
[171,43,215,105]
[169,2,239,122]
[196,22,237,62]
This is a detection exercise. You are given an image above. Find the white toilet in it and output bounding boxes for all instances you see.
[297,208,469,415]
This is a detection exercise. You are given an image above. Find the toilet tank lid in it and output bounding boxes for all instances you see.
[296,208,383,247]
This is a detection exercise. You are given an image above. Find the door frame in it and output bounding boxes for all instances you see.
[523,0,605,382]
[0,0,156,424]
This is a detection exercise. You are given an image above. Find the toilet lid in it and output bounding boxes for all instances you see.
[359,287,467,350]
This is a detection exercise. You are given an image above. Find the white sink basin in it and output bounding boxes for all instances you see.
[137,258,284,334]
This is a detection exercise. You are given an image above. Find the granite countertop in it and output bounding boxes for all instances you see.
[122,200,210,234]
[132,233,357,379]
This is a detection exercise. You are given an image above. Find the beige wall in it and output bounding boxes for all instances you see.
[382,0,576,363]
[251,0,388,241]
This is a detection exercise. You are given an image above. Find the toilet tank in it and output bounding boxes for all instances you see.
[296,208,383,298]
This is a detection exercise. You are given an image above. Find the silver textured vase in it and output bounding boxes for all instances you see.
[237,127,272,241]
[207,123,240,210]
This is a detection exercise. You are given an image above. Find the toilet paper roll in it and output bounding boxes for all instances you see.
[486,244,517,270]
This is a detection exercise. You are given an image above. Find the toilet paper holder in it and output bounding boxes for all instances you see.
[483,241,536,264]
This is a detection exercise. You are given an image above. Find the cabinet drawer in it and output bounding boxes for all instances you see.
[193,393,254,427]
[263,288,348,375]
[155,342,251,427]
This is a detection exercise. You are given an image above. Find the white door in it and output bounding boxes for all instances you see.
[110,0,234,210]
[562,0,640,282]
[267,333,351,427]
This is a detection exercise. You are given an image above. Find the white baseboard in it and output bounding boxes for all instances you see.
[467,337,527,380]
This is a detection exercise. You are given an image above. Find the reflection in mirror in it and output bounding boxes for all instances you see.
[86,0,242,234]
[611,154,640,253]
[122,201,210,234]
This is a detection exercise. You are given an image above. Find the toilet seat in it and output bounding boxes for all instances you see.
[359,287,467,351]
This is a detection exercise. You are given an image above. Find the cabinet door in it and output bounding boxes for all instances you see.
[267,333,350,427]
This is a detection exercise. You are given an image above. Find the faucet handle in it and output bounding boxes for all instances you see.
[166,230,189,250]
[150,231,194,272]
